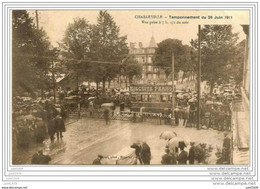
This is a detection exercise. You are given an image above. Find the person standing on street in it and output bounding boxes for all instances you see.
[174,107,179,126]
[188,142,196,164]
[178,146,188,165]
[141,142,151,165]
[89,100,94,116]
[92,155,103,165]
[170,149,177,165]
[222,132,231,164]
[104,108,110,125]
[161,148,172,165]
[31,150,51,164]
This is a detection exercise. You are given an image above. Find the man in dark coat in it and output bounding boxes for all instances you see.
[92,155,103,165]
[189,102,196,127]
[31,150,51,164]
[161,148,171,165]
[47,119,56,142]
[170,150,177,165]
[104,109,110,125]
[141,142,151,165]
[174,107,179,126]
[188,142,196,164]
[45,101,58,142]
[55,115,66,140]
[131,143,142,164]
[120,102,125,111]
[222,132,231,164]
[178,146,188,165]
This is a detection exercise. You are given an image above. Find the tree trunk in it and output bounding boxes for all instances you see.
[96,81,99,90]
[181,71,185,84]
[125,76,128,89]
[118,75,121,88]
[188,71,191,81]
[129,76,133,86]
[41,88,44,99]
[52,72,56,104]
[88,80,90,89]
[210,82,214,94]
[108,79,111,89]
[102,77,106,93]
[76,73,79,91]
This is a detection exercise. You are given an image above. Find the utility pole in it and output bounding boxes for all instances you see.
[35,10,39,30]
[35,10,44,99]
[119,60,122,89]
[51,61,56,104]
[197,25,201,130]
[172,52,175,125]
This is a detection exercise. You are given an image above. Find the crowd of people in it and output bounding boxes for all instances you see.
[173,88,237,131]
[13,96,67,148]
[14,84,236,165]
[161,142,193,165]
[58,87,130,111]
[161,132,231,165]
[92,133,231,165]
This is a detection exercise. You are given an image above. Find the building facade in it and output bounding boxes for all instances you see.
[130,36,168,85]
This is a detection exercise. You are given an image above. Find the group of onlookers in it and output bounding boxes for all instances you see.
[174,93,232,131]
[161,132,231,165]
[161,142,195,165]
[13,97,66,148]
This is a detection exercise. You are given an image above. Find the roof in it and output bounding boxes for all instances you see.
[149,35,157,48]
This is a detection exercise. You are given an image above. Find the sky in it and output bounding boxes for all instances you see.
[28,10,249,48]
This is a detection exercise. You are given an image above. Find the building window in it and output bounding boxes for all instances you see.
[148,57,152,63]
[142,57,145,63]
[153,74,157,79]
[148,66,152,72]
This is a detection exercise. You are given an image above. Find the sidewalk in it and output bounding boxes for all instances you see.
[232,101,249,164]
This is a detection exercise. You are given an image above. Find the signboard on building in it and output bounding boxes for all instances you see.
[129,85,172,93]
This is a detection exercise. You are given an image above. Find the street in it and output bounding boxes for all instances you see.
[13,118,225,165]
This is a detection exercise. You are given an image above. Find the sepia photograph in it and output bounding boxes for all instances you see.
[11,9,250,166]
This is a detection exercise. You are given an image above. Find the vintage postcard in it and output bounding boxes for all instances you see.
[1,2,258,189]
[11,9,250,166]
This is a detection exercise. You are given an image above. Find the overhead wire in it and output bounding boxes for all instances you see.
[13,53,172,69]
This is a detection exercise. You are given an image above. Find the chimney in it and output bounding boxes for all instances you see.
[130,42,135,49]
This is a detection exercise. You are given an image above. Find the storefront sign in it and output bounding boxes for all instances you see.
[129,85,173,93]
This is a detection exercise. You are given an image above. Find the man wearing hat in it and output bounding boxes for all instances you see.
[92,155,104,165]
[31,149,51,164]
[222,132,231,164]
[161,147,172,165]
[177,145,188,165]
[188,142,196,164]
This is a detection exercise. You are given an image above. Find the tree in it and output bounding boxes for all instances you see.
[12,10,51,97]
[121,56,142,87]
[59,17,93,90]
[227,40,245,84]
[190,25,239,93]
[153,39,193,80]
[90,11,129,91]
